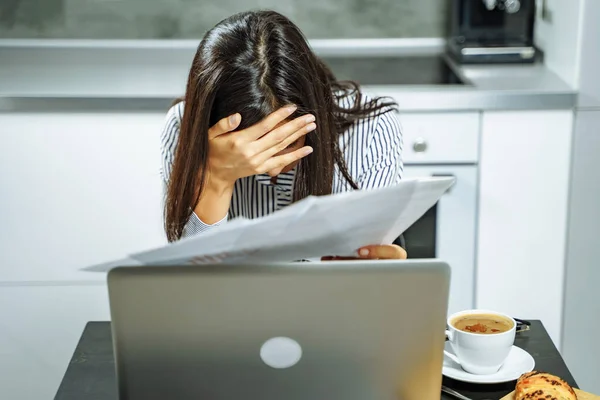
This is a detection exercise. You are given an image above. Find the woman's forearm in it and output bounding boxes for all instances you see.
[193,176,235,225]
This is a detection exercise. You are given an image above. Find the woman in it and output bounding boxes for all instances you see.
[161,10,407,260]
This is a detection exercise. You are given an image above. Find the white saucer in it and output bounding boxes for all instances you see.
[442,343,535,384]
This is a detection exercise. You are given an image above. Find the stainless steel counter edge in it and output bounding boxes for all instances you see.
[0,91,577,113]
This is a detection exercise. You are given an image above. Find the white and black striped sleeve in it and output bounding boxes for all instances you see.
[357,110,404,190]
[159,103,227,239]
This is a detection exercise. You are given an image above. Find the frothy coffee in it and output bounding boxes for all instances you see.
[451,313,513,335]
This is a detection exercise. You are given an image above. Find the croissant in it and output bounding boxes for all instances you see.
[515,371,577,400]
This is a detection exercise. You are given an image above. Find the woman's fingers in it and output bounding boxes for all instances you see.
[252,114,316,154]
[259,146,313,176]
[208,113,241,139]
[321,245,408,261]
[209,107,314,153]
[356,244,408,260]
[254,122,316,163]
[245,105,299,140]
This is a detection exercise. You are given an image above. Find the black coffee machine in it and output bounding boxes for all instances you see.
[447,0,537,64]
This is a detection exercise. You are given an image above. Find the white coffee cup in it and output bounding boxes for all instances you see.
[444,309,516,375]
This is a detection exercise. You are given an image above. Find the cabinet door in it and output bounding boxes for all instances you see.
[403,166,478,315]
[0,113,168,282]
[0,284,110,400]
[477,110,573,347]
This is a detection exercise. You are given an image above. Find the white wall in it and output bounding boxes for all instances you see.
[534,0,585,89]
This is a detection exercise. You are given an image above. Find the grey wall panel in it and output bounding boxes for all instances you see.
[0,0,449,39]
[577,0,600,108]
[562,110,600,393]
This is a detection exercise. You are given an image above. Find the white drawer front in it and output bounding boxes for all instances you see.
[399,113,480,164]
[0,113,167,282]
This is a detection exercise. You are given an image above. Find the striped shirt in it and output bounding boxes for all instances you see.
[160,94,404,239]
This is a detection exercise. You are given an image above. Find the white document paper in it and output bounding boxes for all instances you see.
[83,177,454,271]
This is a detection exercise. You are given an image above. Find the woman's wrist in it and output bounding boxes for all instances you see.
[192,172,235,225]
[204,173,235,196]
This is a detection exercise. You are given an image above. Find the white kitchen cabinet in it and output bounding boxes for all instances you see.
[400,112,480,164]
[476,110,573,347]
[0,113,168,282]
[0,284,110,400]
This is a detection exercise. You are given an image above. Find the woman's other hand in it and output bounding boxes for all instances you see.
[207,105,315,184]
[356,244,407,259]
[321,244,408,261]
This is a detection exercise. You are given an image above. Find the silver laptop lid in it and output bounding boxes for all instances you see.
[108,260,450,400]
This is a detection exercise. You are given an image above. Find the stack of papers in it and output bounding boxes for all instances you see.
[83,177,454,272]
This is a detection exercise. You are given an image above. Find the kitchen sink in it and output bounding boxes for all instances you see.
[320,55,467,86]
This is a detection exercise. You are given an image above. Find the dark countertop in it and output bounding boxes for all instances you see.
[0,40,577,112]
[54,320,576,400]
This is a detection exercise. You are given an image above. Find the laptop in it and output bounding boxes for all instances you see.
[107,260,450,400]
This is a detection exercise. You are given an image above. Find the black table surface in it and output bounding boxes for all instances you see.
[54,320,576,400]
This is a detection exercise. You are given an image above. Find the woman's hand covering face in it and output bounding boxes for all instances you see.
[207,105,316,183]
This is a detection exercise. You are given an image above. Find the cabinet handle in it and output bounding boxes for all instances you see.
[412,137,428,153]
[431,173,455,194]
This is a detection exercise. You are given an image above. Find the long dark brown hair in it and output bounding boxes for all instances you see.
[165,10,398,241]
